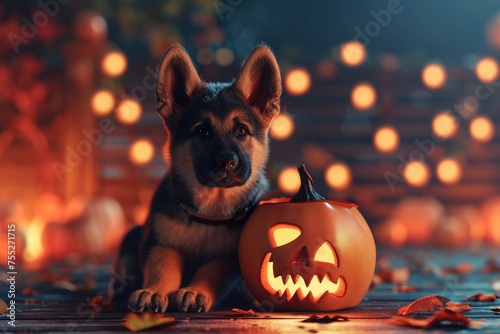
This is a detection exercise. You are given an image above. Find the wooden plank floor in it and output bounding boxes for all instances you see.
[1,247,500,333]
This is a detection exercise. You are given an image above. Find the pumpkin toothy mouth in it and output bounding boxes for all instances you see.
[260,253,346,302]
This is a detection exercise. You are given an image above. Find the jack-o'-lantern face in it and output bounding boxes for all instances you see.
[261,223,347,302]
[239,165,376,311]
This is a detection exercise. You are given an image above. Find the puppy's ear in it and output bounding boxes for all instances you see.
[232,45,282,125]
[156,46,204,122]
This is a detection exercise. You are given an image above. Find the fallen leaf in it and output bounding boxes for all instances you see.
[492,307,500,314]
[377,268,410,284]
[390,309,481,329]
[0,299,7,314]
[445,301,471,313]
[394,285,418,293]
[466,293,500,302]
[482,257,500,273]
[21,287,37,296]
[91,296,113,313]
[231,308,257,316]
[122,312,176,332]
[397,295,450,315]
[441,262,473,276]
[302,315,348,323]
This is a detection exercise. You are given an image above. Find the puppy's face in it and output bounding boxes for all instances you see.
[156,46,282,190]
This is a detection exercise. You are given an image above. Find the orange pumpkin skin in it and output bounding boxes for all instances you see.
[239,169,376,312]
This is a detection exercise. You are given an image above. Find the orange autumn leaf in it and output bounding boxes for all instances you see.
[122,312,176,332]
[376,267,410,284]
[390,309,481,329]
[441,262,473,276]
[397,295,450,315]
[302,314,349,323]
[231,308,257,316]
[445,302,471,313]
[91,296,113,313]
[394,285,419,293]
[0,299,7,314]
[467,293,500,302]
[482,257,500,273]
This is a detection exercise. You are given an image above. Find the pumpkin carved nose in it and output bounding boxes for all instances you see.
[294,247,310,266]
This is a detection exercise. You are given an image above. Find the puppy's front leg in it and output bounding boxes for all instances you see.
[128,246,183,313]
[170,259,238,312]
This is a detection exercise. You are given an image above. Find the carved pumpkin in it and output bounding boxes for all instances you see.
[239,165,376,311]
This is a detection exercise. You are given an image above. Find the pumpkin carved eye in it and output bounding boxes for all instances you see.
[269,224,301,247]
[313,241,338,266]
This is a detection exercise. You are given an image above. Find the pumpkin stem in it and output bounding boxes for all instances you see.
[291,164,325,202]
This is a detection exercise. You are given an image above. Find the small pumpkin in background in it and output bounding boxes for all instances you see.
[239,165,376,312]
[43,196,126,260]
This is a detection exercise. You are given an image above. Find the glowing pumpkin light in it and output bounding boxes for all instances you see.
[239,165,376,311]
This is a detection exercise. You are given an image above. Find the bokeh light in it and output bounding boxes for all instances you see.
[486,13,500,51]
[373,126,399,153]
[91,89,114,116]
[339,41,366,67]
[285,68,311,96]
[129,139,155,165]
[351,82,377,111]
[436,158,462,185]
[270,114,295,141]
[403,161,430,187]
[197,47,214,65]
[116,98,142,125]
[215,48,234,66]
[278,167,301,194]
[101,50,127,78]
[421,63,446,90]
[475,56,499,83]
[470,116,495,143]
[432,111,458,139]
[325,162,352,191]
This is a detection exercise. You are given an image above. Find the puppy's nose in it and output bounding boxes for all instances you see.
[215,152,239,171]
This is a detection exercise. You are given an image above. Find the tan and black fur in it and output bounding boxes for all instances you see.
[111,45,282,313]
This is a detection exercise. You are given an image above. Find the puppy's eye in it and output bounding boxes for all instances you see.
[235,126,248,137]
[196,126,209,137]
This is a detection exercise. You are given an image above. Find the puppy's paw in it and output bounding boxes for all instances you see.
[128,289,169,313]
[169,288,212,312]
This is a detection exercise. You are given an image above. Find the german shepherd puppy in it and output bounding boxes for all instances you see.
[111,45,282,313]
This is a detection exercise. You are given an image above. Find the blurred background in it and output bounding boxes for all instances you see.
[2,0,500,265]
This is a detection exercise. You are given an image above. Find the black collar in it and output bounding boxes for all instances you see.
[175,188,265,226]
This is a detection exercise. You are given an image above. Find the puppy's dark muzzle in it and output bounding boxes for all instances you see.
[215,152,239,171]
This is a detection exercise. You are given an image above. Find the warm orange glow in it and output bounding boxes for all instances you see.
[325,163,352,191]
[351,82,377,111]
[285,68,311,96]
[215,48,234,66]
[470,116,495,143]
[23,217,46,262]
[403,161,430,187]
[34,192,64,222]
[313,242,337,266]
[260,252,346,301]
[129,139,155,165]
[91,89,114,116]
[432,112,458,139]
[269,224,301,247]
[270,114,295,140]
[389,221,408,247]
[339,41,366,67]
[101,50,127,78]
[373,126,399,153]
[278,167,301,194]
[421,63,446,90]
[436,158,462,185]
[475,56,499,83]
[116,98,142,125]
